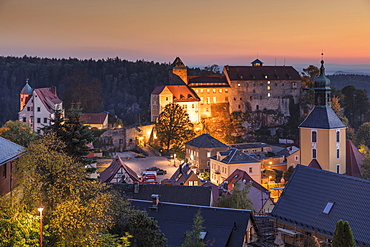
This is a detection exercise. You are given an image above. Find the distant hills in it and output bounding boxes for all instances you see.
[328,74,370,94]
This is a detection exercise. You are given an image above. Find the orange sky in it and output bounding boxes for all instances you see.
[1,0,370,67]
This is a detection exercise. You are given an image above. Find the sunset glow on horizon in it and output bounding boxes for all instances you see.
[1,0,370,67]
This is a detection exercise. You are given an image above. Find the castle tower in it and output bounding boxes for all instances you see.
[20,79,33,111]
[299,60,347,174]
[169,57,188,84]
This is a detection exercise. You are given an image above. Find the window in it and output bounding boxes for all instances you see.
[225,89,228,93]
[267,86,271,90]
[238,105,241,109]
[189,181,193,186]
[195,89,199,93]
[37,107,40,112]
[238,83,241,87]
[213,97,217,103]
[336,149,340,159]
[213,89,216,93]
[37,118,41,123]
[206,108,209,112]
[194,181,198,186]
[225,97,228,101]
[336,130,340,142]
[323,202,334,214]
[23,117,26,122]
[267,93,271,97]
[312,131,317,142]
[295,155,298,161]
[312,149,317,159]
[207,97,210,104]
[165,97,169,101]
[192,104,194,108]
[249,167,253,173]
[43,118,47,123]
[219,89,223,93]
[207,152,211,157]
[2,163,6,179]
[27,107,30,111]
[183,105,187,109]
[336,164,340,173]
[207,89,210,93]
[267,81,271,84]
[256,105,259,110]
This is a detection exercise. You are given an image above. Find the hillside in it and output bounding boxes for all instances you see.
[328,74,370,94]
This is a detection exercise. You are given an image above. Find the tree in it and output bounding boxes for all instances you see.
[331,96,349,126]
[217,182,253,210]
[42,105,96,165]
[360,154,370,179]
[355,122,370,149]
[14,134,130,246]
[125,213,167,247]
[283,166,295,182]
[155,103,195,151]
[332,220,356,247]
[301,65,319,89]
[0,120,36,147]
[181,210,206,247]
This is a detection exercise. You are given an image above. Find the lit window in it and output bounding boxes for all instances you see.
[195,89,199,93]
[207,152,211,157]
[267,93,271,97]
[267,86,271,90]
[189,181,193,186]
[213,97,217,103]
[267,81,271,84]
[225,89,228,93]
[200,89,204,93]
[207,97,210,104]
[265,75,267,79]
[213,89,216,93]
[207,89,210,93]
[238,83,241,87]
[194,181,198,186]
[219,89,223,93]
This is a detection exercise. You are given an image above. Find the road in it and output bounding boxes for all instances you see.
[101,152,180,182]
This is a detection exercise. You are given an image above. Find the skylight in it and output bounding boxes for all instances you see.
[323,202,334,214]
[199,232,207,240]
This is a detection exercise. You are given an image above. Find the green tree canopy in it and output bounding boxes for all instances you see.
[355,122,370,149]
[0,120,36,147]
[332,220,356,247]
[13,134,131,246]
[217,182,253,210]
[155,103,195,151]
[181,210,206,247]
[125,213,167,247]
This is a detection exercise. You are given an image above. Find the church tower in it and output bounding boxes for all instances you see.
[169,57,188,84]
[299,60,347,174]
[20,79,33,111]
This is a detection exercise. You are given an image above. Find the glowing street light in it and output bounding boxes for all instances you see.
[38,204,44,247]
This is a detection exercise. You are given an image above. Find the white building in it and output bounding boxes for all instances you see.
[18,81,63,132]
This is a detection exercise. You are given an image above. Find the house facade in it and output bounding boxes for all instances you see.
[210,148,262,185]
[0,137,26,195]
[80,113,108,129]
[185,134,229,172]
[18,81,63,132]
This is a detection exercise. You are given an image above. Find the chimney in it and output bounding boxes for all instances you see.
[151,194,159,208]
[50,86,57,95]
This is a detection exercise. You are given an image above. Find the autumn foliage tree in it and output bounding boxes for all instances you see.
[155,103,195,151]
[0,120,36,147]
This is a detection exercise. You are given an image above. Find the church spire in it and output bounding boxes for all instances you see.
[313,59,331,107]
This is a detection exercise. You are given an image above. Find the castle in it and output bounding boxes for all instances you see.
[151,57,302,126]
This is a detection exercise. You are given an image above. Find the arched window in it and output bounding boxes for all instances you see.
[312,149,317,159]
[312,131,317,143]
[336,131,340,143]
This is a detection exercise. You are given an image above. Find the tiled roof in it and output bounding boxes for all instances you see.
[112,183,212,206]
[211,148,261,164]
[100,156,139,183]
[230,142,270,150]
[167,85,200,102]
[170,57,186,68]
[346,140,364,178]
[130,199,253,247]
[224,65,301,81]
[0,137,26,166]
[80,113,108,125]
[187,75,229,87]
[151,85,166,95]
[299,107,347,129]
[34,87,62,113]
[271,165,370,246]
[185,134,228,148]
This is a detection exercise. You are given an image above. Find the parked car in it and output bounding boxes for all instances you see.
[146,167,167,175]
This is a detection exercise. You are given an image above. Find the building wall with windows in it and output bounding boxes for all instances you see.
[300,128,346,173]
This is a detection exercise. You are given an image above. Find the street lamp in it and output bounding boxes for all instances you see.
[38,204,44,247]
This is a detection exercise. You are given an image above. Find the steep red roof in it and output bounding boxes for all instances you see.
[100,156,139,183]
[225,169,268,193]
[167,85,200,102]
[81,113,108,125]
[34,87,62,113]
[346,140,363,178]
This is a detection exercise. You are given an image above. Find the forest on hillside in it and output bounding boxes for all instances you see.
[1,56,370,127]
